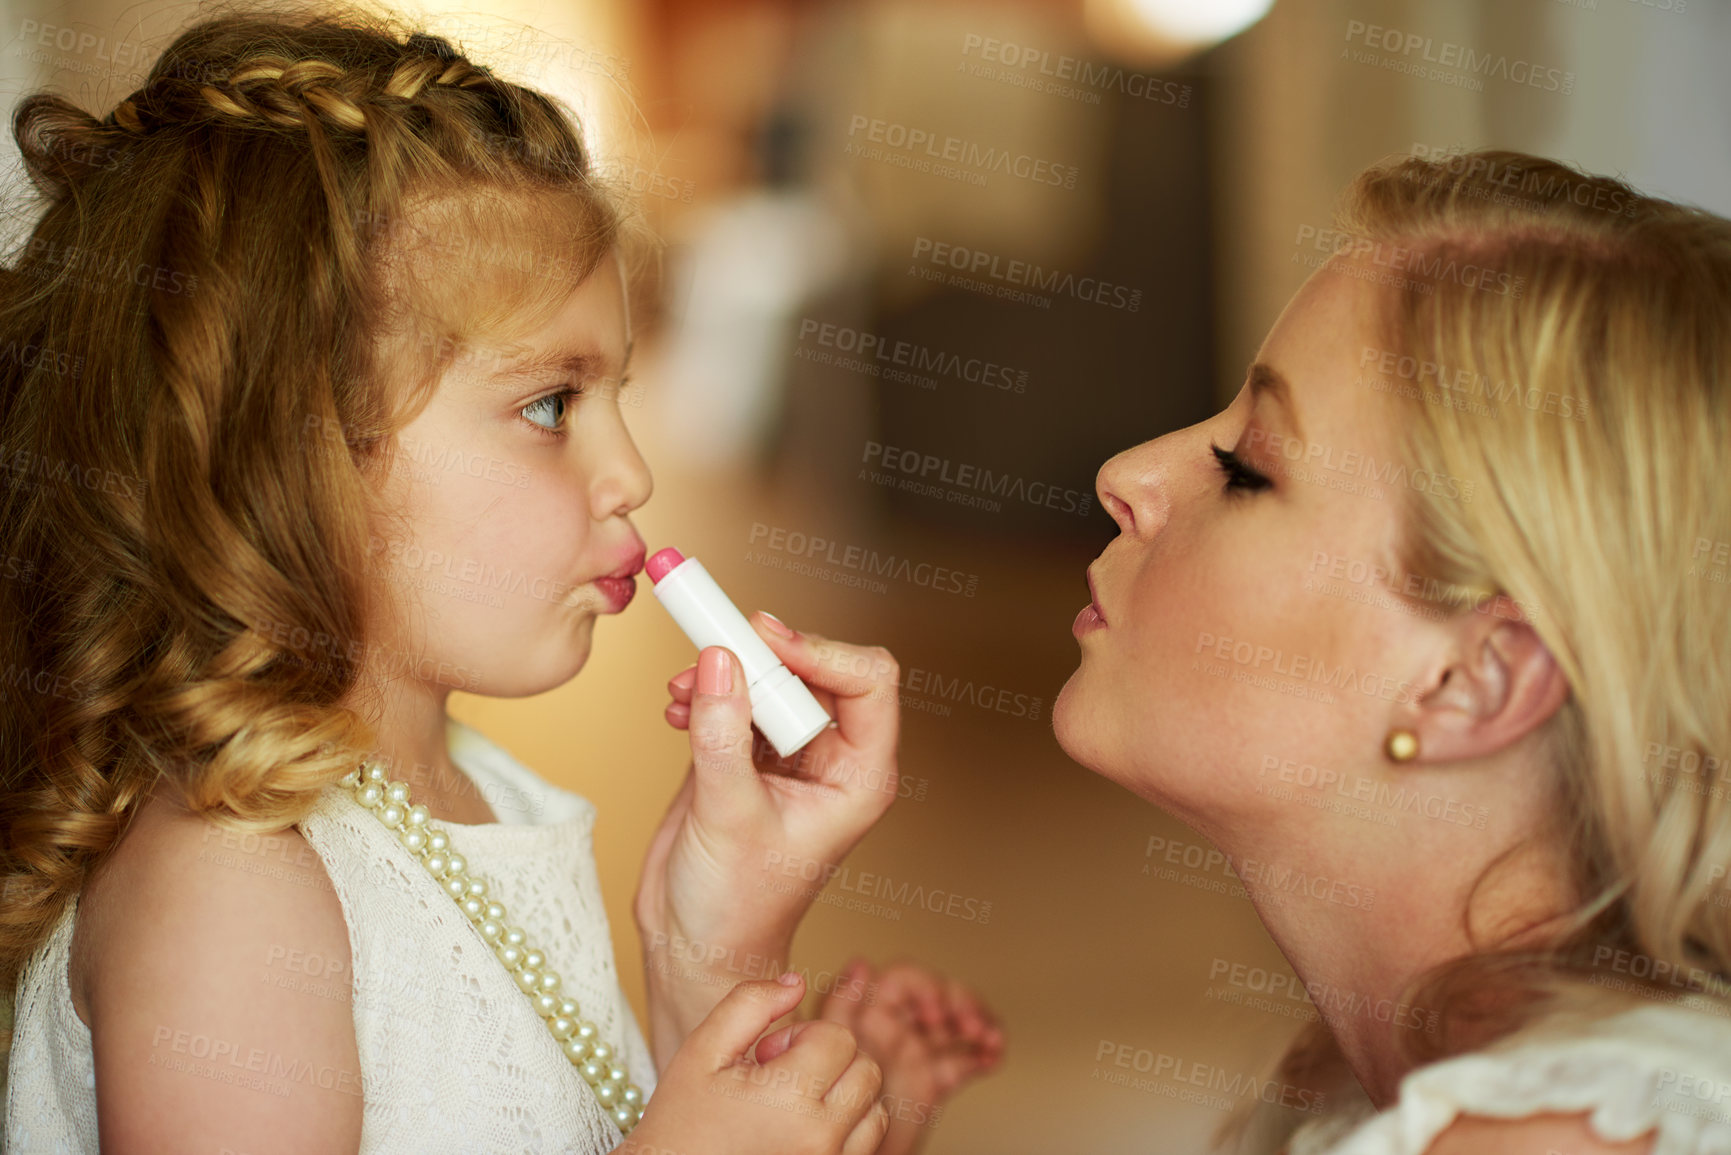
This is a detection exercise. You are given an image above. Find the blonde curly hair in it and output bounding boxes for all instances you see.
[0,0,634,1070]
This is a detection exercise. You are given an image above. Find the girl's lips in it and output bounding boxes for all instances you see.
[608,545,647,580]
[593,575,636,612]
[1073,602,1106,637]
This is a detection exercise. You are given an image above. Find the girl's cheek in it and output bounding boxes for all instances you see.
[500,488,592,568]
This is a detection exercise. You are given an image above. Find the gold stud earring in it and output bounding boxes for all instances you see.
[1384,728,1419,762]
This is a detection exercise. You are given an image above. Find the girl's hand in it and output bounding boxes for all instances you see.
[775,959,1005,1155]
[622,973,889,1155]
[634,613,903,1061]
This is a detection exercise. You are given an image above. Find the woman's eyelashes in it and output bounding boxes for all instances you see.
[519,385,586,439]
[1209,442,1272,495]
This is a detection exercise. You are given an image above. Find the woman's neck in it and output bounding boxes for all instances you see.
[1220,823,1575,1108]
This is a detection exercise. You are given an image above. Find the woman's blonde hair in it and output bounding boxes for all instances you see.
[1227,148,1731,1149]
[0,0,636,1062]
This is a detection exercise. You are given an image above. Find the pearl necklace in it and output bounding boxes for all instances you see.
[338,760,647,1134]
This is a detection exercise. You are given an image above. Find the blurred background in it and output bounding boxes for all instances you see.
[6,0,1731,1150]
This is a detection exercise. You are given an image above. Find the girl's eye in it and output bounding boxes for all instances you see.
[520,386,584,438]
[1210,442,1272,494]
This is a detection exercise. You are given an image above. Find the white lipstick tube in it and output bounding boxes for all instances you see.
[651,554,833,758]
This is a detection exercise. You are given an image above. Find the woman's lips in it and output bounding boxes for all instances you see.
[1073,566,1107,636]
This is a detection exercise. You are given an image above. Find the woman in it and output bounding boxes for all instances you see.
[1055,149,1731,1154]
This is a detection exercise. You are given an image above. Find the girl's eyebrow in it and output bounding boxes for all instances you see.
[491,348,604,382]
[491,339,633,384]
[470,338,633,391]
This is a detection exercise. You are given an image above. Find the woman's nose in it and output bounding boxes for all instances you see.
[1095,442,1171,538]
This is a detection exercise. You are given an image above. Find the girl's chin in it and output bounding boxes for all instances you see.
[469,634,594,698]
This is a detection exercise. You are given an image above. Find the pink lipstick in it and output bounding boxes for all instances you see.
[647,547,833,757]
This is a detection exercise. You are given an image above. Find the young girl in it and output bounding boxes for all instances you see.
[1056,148,1731,1154]
[0,5,1000,1151]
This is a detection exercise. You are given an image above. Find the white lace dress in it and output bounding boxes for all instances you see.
[4,716,658,1154]
[1283,997,1731,1155]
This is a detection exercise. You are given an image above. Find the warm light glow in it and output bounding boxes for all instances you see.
[1125,0,1274,47]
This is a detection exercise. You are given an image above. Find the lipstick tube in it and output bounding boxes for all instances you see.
[647,548,833,758]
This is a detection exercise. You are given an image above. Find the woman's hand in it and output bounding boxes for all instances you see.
[634,612,903,1065]
[766,958,1004,1155]
[621,973,889,1155]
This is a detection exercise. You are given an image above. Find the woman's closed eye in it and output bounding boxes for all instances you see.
[1210,442,1272,495]
[519,386,586,439]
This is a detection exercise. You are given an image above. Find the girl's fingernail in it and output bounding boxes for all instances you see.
[697,647,732,694]
[758,611,795,638]
[777,970,803,986]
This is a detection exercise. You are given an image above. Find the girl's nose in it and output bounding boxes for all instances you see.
[595,417,653,519]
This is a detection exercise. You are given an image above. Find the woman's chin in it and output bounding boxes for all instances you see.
[1052,669,1109,775]
[1053,671,1179,809]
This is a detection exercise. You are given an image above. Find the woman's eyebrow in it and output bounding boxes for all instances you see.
[1248,361,1304,442]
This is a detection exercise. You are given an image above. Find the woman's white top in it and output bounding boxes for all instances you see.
[1285,997,1731,1155]
[5,716,657,1154]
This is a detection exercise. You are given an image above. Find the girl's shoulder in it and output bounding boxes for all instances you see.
[1289,999,1731,1155]
[72,780,345,1015]
[68,779,364,1149]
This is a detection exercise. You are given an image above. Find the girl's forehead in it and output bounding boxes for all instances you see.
[378,184,617,342]
[464,269,631,388]
[369,185,621,416]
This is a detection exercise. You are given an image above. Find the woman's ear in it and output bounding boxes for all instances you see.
[1399,596,1570,764]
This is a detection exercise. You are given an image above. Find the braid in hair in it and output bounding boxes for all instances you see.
[101,43,492,138]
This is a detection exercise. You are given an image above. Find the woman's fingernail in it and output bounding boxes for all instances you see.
[758,610,795,638]
[697,647,732,694]
[777,970,803,987]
